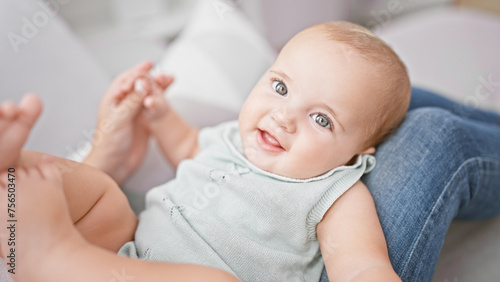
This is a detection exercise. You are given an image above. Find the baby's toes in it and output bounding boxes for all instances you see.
[19,94,42,127]
[0,102,19,120]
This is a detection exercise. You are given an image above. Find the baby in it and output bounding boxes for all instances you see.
[0,21,409,281]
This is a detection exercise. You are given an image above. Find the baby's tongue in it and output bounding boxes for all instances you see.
[263,131,282,148]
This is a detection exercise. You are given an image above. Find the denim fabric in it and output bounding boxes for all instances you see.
[320,87,500,282]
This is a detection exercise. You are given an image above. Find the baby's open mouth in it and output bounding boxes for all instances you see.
[257,129,285,152]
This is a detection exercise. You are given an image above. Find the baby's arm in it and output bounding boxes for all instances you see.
[317,180,401,281]
[140,75,200,168]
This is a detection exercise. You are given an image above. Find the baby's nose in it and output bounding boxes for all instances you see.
[272,107,296,133]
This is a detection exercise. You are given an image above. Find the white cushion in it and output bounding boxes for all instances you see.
[0,0,109,159]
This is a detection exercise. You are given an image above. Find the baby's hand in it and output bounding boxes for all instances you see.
[85,61,171,184]
[136,72,174,122]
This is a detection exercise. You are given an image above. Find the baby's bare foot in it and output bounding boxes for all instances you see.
[0,94,42,171]
[0,157,84,281]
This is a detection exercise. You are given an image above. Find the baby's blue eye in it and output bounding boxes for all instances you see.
[311,113,331,129]
[272,81,287,96]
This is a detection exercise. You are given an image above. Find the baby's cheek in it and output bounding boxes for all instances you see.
[300,148,333,173]
[241,135,259,161]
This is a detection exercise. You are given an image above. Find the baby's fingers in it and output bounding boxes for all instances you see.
[142,93,170,121]
[137,73,167,98]
[154,73,174,90]
[143,94,165,111]
[121,61,153,91]
[133,76,152,96]
[108,61,153,103]
[143,96,155,109]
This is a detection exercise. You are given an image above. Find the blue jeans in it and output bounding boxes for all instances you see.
[320,87,500,282]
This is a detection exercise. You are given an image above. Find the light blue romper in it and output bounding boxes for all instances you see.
[119,120,376,282]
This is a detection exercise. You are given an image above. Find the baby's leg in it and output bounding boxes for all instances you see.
[0,159,238,282]
[0,157,79,280]
[0,96,136,252]
[18,150,137,252]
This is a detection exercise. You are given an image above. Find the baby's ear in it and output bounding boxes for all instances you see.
[360,146,376,155]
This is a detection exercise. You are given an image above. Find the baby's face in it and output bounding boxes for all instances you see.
[238,29,380,179]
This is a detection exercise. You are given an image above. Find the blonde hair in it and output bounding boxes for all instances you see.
[311,21,411,148]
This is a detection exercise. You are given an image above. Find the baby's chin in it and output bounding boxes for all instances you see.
[244,152,328,179]
[242,148,284,176]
